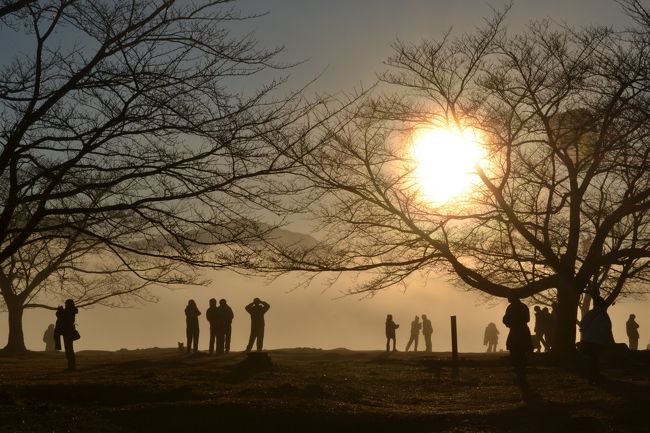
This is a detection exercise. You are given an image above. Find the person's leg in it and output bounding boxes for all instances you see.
[510,350,526,384]
[405,336,412,352]
[63,335,76,371]
[414,335,418,352]
[257,327,264,351]
[426,335,432,352]
[209,327,216,354]
[386,338,390,352]
[224,325,231,353]
[246,328,256,352]
[193,330,199,353]
[186,328,192,354]
[216,331,225,355]
[631,338,638,350]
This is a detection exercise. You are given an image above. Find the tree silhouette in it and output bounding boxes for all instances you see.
[248,2,650,356]
[0,0,318,353]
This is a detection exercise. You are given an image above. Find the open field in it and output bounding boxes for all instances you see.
[0,348,647,432]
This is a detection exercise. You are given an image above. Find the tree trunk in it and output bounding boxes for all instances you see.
[553,283,581,357]
[2,302,27,354]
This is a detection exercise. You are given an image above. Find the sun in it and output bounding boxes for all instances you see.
[409,125,486,204]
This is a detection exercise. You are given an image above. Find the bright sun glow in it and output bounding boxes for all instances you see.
[409,125,486,204]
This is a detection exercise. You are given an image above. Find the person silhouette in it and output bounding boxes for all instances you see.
[245,298,270,352]
[57,299,79,371]
[215,299,234,354]
[579,296,614,384]
[502,295,533,385]
[43,324,56,352]
[484,322,499,353]
[185,299,201,354]
[533,306,547,352]
[626,314,639,350]
[385,314,399,352]
[206,299,218,354]
[405,316,421,352]
[421,314,433,352]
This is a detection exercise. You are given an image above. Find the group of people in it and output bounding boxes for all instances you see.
[43,294,642,380]
[44,297,271,371]
[385,314,434,352]
[184,297,270,355]
[503,294,643,386]
[532,305,556,352]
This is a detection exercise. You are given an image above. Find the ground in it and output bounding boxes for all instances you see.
[0,348,647,432]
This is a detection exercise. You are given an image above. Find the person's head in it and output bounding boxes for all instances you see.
[188,299,196,308]
[209,298,217,307]
[414,315,419,321]
[629,314,636,319]
[542,307,549,313]
[219,299,227,306]
[507,293,519,304]
[592,296,607,309]
[253,297,261,304]
[387,314,393,321]
[534,306,541,312]
[422,314,427,320]
[64,299,75,309]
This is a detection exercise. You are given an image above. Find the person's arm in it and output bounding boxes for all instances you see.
[261,301,270,313]
[245,303,254,313]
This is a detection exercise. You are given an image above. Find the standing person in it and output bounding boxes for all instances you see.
[626,314,639,350]
[421,314,433,353]
[502,295,533,385]
[43,324,56,352]
[206,299,218,354]
[245,298,270,352]
[385,314,399,352]
[57,299,79,371]
[404,316,421,352]
[484,322,499,353]
[533,306,547,352]
[541,307,553,350]
[185,300,201,354]
[579,296,614,384]
[215,299,234,354]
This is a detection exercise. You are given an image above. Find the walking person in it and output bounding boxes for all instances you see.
[422,314,433,352]
[245,298,270,352]
[385,314,399,352]
[484,322,499,353]
[579,296,614,384]
[216,299,234,354]
[185,299,201,354]
[206,299,218,354]
[405,316,421,352]
[533,306,547,352]
[625,314,639,351]
[502,295,533,385]
[57,299,79,371]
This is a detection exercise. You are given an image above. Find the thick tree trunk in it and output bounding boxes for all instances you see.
[2,302,27,354]
[553,284,581,357]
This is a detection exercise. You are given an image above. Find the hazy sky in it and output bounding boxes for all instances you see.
[1,0,647,352]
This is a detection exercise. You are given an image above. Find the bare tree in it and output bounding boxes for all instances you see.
[245,2,650,356]
[0,0,319,353]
